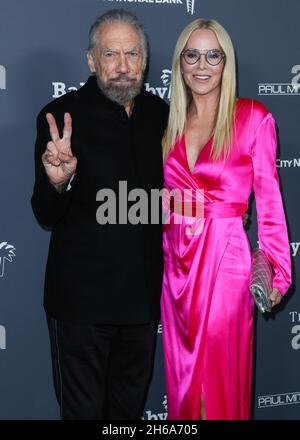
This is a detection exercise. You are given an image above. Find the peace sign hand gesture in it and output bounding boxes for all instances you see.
[42,112,77,190]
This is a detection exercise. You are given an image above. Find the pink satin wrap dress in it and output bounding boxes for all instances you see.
[161,98,291,420]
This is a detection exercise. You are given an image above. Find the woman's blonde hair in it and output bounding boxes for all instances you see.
[162,18,236,161]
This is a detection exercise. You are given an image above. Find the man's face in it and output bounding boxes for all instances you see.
[87,22,145,104]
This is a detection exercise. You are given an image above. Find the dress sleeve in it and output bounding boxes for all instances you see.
[31,110,75,227]
[251,112,291,295]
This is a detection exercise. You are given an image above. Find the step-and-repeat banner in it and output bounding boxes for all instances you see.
[0,0,299,420]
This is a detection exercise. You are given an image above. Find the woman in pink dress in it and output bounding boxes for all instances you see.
[161,18,291,420]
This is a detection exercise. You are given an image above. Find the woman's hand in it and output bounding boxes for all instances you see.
[243,213,249,226]
[270,288,282,307]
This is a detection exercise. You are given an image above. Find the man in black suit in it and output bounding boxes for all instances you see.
[31,9,168,420]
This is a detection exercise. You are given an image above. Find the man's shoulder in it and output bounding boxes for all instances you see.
[141,89,169,113]
[237,97,271,120]
[38,90,78,119]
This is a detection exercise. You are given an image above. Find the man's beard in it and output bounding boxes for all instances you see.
[96,73,144,105]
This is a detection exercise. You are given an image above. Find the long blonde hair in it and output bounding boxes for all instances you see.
[162,18,236,161]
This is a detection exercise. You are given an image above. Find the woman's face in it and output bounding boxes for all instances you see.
[181,29,225,99]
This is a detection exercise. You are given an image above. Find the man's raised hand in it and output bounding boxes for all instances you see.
[42,112,77,190]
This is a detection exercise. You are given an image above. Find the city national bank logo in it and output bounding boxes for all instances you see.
[0,325,6,350]
[258,392,300,408]
[0,242,16,277]
[101,0,195,15]
[258,65,300,96]
[145,69,172,101]
[143,395,168,420]
[277,158,300,168]
[0,65,6,90]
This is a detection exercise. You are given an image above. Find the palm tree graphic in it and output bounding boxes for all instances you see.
[161,69,172,87]
[0,242,16,277]
[186,0,195,15]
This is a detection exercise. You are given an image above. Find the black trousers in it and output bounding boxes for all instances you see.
[47,316,157,420]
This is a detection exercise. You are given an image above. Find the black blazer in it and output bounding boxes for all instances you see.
[32,76,169,324]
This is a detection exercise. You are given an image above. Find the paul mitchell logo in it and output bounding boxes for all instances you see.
[0,65,6,90]
[258,392,300,408]
[145,69,172,101]
[258,65,300,95]
[290,311,300,350]
[143,395,168,420]
[0,326,6,350]
[101,0,195,16]
[0,242,16,277]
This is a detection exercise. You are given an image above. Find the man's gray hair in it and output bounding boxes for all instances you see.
[87,9,148,63]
